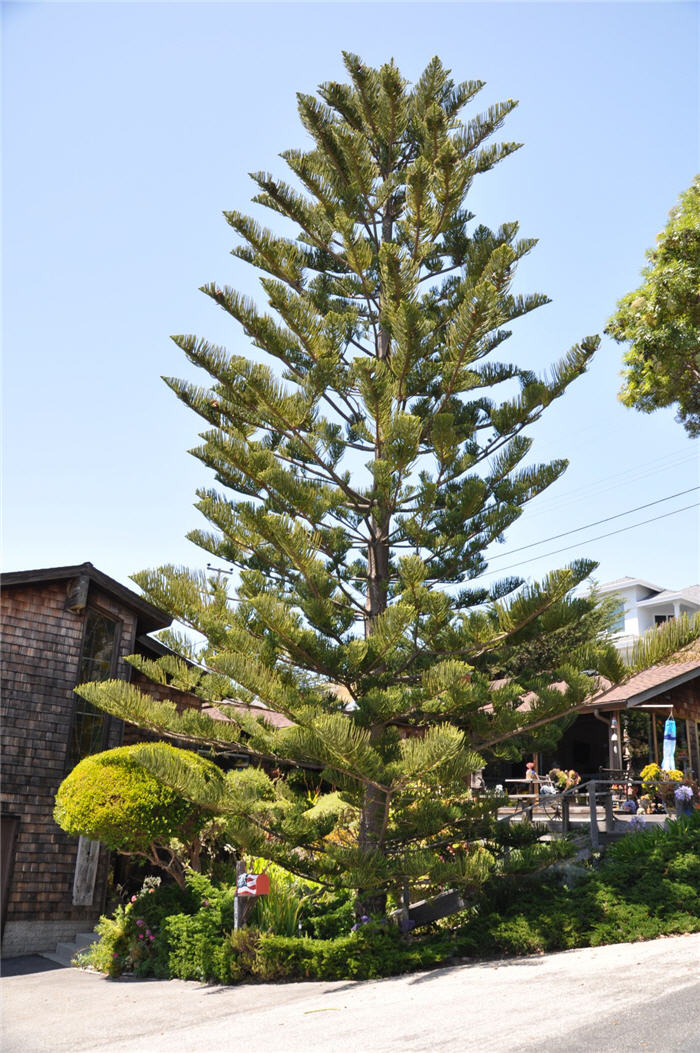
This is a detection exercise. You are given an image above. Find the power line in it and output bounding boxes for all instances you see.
[524,446,696,504]
[524,450,697,520]
[476,501,700,579]
[486,486,700,562]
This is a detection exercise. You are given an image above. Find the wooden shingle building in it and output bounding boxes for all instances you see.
[1,563,172,957]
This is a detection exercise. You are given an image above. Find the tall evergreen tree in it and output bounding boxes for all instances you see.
[78,56,619,914]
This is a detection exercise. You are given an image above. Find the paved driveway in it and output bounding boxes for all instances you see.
[2,933,699,1053]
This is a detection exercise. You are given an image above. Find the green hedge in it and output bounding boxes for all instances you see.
[152,922,455,984]
[253,927,434,982]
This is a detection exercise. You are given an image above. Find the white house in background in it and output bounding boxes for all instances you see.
[598,577,700,658]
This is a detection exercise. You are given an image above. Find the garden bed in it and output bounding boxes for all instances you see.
[78,813,700,984]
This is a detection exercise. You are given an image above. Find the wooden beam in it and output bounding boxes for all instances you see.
[652,715,659,764]
[687,718,700,777]
[407,889,466,927]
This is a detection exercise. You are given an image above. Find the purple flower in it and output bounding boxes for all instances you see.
[136,919,144,927]
[675,785,694,802]
[138,934,144,940]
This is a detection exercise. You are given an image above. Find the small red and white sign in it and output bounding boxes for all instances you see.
[236,872,270,897]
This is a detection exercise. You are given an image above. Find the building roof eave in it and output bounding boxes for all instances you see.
[1,562,171,634]
[579,663,700,713]
[596,577,665,595]
[636,593,700,610]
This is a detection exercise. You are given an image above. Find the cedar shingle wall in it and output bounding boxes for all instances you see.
[122,671,202,747]
[1,581,137,929]
[672,681,700,721]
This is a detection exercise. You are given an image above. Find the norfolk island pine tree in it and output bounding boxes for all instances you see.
[75,56,626,919]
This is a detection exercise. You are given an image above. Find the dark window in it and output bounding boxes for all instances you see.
[67,609,118,769]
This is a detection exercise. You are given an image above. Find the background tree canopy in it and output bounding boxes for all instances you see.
[606,175,700,437]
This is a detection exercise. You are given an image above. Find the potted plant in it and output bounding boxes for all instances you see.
[637,794,654,814]
[547,768,580,792]
[640,763,685,813]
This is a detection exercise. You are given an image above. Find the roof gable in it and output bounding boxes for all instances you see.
[597,577,666,595]
[1,562,171,635]
[636,585,700,609]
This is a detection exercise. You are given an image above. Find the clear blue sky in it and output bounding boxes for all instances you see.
[3,1,699,600]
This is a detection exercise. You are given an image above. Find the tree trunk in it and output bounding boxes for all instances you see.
[358,523,390,917]
[356,778,387,918]
[355,200,395,920]
[146,844,188,889]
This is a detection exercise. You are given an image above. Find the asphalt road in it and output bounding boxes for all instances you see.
[2,933,699,1053]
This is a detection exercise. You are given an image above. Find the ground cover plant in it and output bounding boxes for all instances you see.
[459,812,700,955]
[72,53,628,918]
[79,813,700,983]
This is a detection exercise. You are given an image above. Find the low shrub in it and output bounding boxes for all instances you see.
[81,814,700,983]
[457,812,700,955]
[251,924,459,983]
[161,873,239,982]
[300,888,355,939]
[80,877,195,978]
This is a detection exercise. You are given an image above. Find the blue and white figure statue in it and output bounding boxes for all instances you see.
[661,715,676,771]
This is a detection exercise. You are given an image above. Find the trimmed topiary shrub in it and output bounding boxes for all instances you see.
[54,743,216,886]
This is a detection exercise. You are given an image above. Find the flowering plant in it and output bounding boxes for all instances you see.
[673,780,698,808]
[548,768,580,791]
[79,876,171,977]
[640,763,687,808]
[640,763,683,790]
